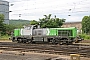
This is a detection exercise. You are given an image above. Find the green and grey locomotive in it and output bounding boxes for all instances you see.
[10,25,83,44]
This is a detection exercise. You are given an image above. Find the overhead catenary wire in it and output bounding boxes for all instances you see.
[9,0,90,19]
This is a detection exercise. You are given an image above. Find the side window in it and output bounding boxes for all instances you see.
[33,25,38,29]
[68,30,72,36]
[27,27,31,30]
[24,27,31,30]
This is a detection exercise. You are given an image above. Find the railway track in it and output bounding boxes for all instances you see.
[0,42,90,58]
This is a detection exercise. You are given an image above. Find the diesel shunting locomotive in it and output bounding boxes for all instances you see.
[10,25,83,44]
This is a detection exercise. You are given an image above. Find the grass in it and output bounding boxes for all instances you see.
[79,34,90,40]
[0,35,10,40]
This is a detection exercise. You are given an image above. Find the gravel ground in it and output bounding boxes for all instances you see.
[0,51,90,60]
[80,40,90,43]
[0,51,70,60]
[0,40,90,60]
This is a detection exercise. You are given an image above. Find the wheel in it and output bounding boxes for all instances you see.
[59,42,63,45]
[11,37,15,42]
[27,39,32,44]
[51,39,56,44]
[17,38,22,43]
[22,38,27,43]
[12,39,15,42]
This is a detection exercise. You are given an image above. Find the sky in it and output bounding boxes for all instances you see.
[5,0,90,22]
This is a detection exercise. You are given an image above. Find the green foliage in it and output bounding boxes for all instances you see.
[39,14,65,28]
[0,14,4,24]
[30,20,39,25]
[7,20,31,35]
[0,24,13,35]
[10,20,30,25]
[0,14,16,36]
[4,24,15,35]
[82,16,90,34]
[9,20,31,28]
[0,34,10,40]
[1,18,31,36]
[79,34,90,40]
[0,14,5,36]
[9,14,65,28]
[0,14,4,29]
[0,14,65,36]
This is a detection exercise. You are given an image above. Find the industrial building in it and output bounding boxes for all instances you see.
[0,0,9,24]
[62,22,82,34]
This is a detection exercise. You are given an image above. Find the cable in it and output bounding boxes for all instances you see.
[9,0,90,17]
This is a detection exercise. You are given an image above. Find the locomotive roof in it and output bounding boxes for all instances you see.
[50,27,77,30]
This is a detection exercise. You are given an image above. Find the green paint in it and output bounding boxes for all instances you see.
[49,28,57,36]
[14,29,21,37]
[48,27,77,38]
[56,27,77,37]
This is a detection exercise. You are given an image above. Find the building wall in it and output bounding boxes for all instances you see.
[62,22,82,33]
[0,0,9,24]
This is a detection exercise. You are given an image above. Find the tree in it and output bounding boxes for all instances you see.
[30,20,39,25]
[39,14,52,28]
[82,16,90,34]
[4,24,16,35]
[39,14,65,28]
[29,14,65,28]
[0,14,4,24]
[0,14,4,31]
[0,14,15,35]
[0,14,5,35]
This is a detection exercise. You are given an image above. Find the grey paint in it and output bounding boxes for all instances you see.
[0,0,9,24]
[21,25,35,36]
[21,25,48,36]
[33,28,47,36]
